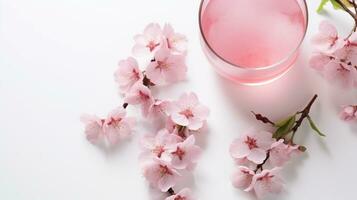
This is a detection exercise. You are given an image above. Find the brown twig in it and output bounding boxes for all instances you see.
[254,151,270,173]
[290,95,318,142]
[334,0,357,35]
[251,111,275,126]
[253,95,318,173]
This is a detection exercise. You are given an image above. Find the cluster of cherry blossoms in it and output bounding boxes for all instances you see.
[230,95,325,199]
[229,131,300,199]
[310,21,357,88]
[140,92,209,199]
[81,23,209,200]
[80,107,135,146]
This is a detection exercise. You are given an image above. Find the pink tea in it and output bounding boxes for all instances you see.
[200,0,306,68]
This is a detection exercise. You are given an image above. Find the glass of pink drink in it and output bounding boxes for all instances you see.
[199,0,308,85]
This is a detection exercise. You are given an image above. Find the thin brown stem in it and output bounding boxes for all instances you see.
[290,95,318,142]
[335,0,357,20]
[176,125,187,138]
[254,151,270,173]
[334,0,357,35]
[167,188,175,196]
[353,0,357,14]
[251,111,275,126]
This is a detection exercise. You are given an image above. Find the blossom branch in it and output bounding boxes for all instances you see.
[81,23,206,200]
[334,0,357,35]
[230,95,325,199]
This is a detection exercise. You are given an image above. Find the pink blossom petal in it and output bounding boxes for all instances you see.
[231,166,255,190]
[247,148,268,164]
[230,138,250,159]
[171,113,189,126]
[309,53,331,71]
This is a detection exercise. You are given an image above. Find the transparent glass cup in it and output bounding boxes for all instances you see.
[199,0,308,85]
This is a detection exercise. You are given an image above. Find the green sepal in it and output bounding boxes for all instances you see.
[273,115,296,139]
[307,116,326,137]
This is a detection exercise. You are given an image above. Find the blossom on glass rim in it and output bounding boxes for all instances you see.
[230,130,275,164]
[246,168,284,199]
[231,166,255,190]
[140,129,182,160]
[269,139,300,167]
[167,92,209,131]
[124,82,154,116]
[145,44,187,85]
[103,107,135,145]
[165,188,194,200]
[163,23,188,54]
[114,57,143,93]
[311,21,342,53]
[340,105,357,121]
[80,114,104,143]
[169,135,201,170]
[132,23,163,56]
[142,157,181,192]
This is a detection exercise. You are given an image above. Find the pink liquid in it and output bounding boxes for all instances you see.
[201,0,306,68]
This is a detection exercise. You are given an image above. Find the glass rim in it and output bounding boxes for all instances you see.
[198,0,309,71]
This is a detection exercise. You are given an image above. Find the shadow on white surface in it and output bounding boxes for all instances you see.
[214,52,316,125]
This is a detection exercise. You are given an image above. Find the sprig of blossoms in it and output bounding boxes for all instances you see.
[140,92,209,198]
[81,23,208,199]
[310,21,357,88]
[313,0,357,88]
[230,95,325,199]
[314,0,357,124]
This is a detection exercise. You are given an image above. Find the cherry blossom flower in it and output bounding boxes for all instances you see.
[310,49,357,88]
[145,44,187,85]
[340,105,357,121]
[142,157,181,192]
[246,168,284,199]
[230,130,275,164]
[114,57,143,93]
[147,99,170,119]
[167,92,209,131]
[309,53,331,71]
[231,166,255,190]
[124,82,154,116]
[140,129,182,160]
[132,23,163,56]
[311,21,342,53]
[80,114,104,143]
[163,23,188,54]
[233,157,257,170]
[164,118,190,139]
[269,139,300,167]
[323,59,357,88]
[169,135,201,170]
[103,107,135,145]
[165,188,194,200]
[310,21,357,88]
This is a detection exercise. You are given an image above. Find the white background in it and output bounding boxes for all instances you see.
[1,0,357,199]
